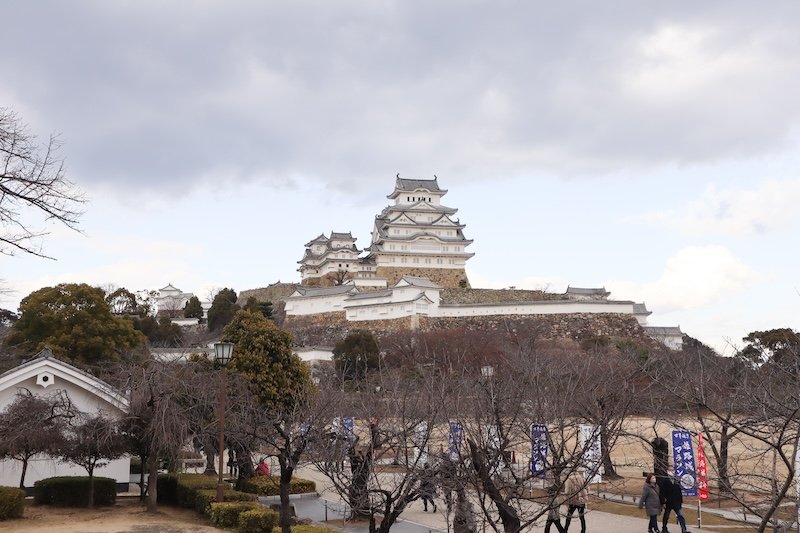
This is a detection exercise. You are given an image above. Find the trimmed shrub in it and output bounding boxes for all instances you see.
[288,527,339,533]
[194,488,256,515]
[208,501,260,529]
[0,486,25,520]
[238,507,278,533]
[157,473,218,508]
[236,476,316,496]
[33,477,116,507]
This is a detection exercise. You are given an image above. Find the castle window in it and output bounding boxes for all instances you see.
[413,258,419,263]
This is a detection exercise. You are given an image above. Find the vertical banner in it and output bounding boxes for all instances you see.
[448,421,463,461]
[413,421,429,465]
[343,417,355,443]
[530,423,548,478]
[579,424,602,484]
[671,430,698,497]
[697,433,709,501]
[487,424,504,474]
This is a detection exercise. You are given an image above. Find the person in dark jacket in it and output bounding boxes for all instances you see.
[419,463,438,512]
[639,473,661,533]
[662,476,690,533]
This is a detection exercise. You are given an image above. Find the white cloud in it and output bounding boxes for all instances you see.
[641,179,800,236]
[606,245,758,313]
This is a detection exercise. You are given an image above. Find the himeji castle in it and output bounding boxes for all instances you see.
[290,175,684,350]
[298,176,474,289]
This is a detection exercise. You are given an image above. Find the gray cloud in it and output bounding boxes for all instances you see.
[3,1,800,196]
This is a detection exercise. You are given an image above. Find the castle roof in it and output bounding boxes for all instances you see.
[330,231,355,241]
[565,286,610,298]
[346,289,393,300]
[395,276,441,289]
[633,303,652,316]
[643,326,683,336]
[291,285,358,298]
[388,176,447,199]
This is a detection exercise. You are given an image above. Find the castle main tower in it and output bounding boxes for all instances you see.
[364,176,473,288]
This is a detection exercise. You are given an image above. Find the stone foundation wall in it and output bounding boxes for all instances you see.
[375,267,470,288]
[238,283,299,305]
[284,311,655,349]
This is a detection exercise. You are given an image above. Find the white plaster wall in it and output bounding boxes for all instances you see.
[0,456,130,488]
[294,348,334,362]
[285,294,350,315]
[0,373,130,488]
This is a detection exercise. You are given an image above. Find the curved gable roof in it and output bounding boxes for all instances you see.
[0,348,129,412]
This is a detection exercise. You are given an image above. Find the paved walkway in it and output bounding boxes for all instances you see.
[290,465,721,533]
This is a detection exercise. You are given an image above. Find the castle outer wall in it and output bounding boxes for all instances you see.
[375,266,469,289]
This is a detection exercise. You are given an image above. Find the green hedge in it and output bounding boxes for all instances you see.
[236,476,316,496]
[33,477,116,507]
[208,501,261,529]
[193,488,257,515]
[0,487,25,520]
[238,507,278,533]
[157,473,218,507]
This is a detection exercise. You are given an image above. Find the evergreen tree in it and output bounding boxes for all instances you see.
[5,283,145,368]
[183,295,203,319]
[207,288,239,332]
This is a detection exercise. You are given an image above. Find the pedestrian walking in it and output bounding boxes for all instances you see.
[419,463,438,512]
[544,484,566,533]
[662,476,690,533]
[563,470,588,533]
[639,473,662,533]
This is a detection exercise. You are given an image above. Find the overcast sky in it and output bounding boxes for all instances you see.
[2,1,799,354]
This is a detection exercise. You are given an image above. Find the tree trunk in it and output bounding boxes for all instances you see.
[348,447,372,519]
[19,456,29,489]
[467,438,521,533]
[278,456,294,533]
[88,469,95,508]
[139,454,147,501]
[718,423,732,494]
[600,426,620,479]
[204,440,217,475]
[146,454,159,512]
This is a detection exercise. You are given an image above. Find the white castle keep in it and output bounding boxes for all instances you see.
[289,176,684,350]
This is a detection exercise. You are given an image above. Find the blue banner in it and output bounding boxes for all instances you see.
[343,417,354,442]
[530,423,548,478]
[448,421,463,461]
[671,430,698,497]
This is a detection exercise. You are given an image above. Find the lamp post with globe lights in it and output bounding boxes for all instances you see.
[214,342,234,502]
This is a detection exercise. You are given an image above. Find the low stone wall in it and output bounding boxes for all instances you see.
[375,267,470,288]
[440,288,565,304]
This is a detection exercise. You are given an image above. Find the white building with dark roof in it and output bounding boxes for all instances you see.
[298,176,474,288]
[298,232,367,283]
[0,349,130,490]
[365,177,474,280]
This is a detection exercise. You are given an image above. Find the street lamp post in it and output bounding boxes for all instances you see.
[214,341,234,502]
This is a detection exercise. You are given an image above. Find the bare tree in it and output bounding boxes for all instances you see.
[311,367,452,533]
[0,389,74,487]
[60,412,126,507]
[0,108,84,258]
[116,360,207,512]
[644,334,800,533]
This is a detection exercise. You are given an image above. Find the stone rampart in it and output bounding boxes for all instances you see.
[284,311,653,349]
[375,267,470,288]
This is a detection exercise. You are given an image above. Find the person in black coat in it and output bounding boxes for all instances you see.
[662,476,690,533]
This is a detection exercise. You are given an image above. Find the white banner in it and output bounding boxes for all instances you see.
[580,424,602,484]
